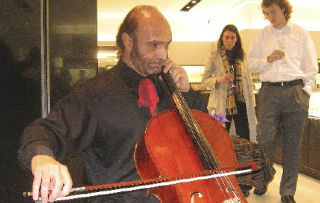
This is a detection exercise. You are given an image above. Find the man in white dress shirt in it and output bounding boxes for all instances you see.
[247,0,318,202]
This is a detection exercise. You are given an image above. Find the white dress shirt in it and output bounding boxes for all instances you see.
[247,22,318,95]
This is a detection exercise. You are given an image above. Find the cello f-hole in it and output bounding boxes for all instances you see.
[190,192,202,203]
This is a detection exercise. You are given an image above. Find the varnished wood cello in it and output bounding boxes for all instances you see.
[134,71,248,202]
[24,71,256,202]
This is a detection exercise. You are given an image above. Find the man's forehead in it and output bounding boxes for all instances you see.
[136,25,172,43]
[136,16,171,37]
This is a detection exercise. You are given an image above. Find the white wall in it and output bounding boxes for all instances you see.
[98,29,320,70]
[310,31,320,58]
[167,29,320,66]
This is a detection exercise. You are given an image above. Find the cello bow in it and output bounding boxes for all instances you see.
[23,162,258,201]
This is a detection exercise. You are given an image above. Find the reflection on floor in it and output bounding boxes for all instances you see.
[246,164,320,203]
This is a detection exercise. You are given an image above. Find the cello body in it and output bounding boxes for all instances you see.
[135,109,247,203]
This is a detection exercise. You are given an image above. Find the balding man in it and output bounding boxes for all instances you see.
[18,5,207,203]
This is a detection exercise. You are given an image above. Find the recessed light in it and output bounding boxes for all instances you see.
[180,0,202,12]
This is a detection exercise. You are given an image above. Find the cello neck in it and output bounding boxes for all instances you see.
[159,71,221,170]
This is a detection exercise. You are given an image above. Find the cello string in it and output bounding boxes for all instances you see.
[172,87,234,200]
[216,173,240,202]
[161,72,241,201]
[176,92,241,201]
[182,98,241,200]
[213,170,240,201]
[161,72,220,169]
[174,92,219,168]
[214,176,231,200]
[174,92,237,201]
[222,171,241,201]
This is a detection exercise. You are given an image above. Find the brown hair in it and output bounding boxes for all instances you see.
[218,24,244,61]
[115,5,159,58]
[262,0,293,21]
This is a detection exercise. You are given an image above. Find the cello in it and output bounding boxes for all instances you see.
[23,71,255,202]
[134,71,248,202]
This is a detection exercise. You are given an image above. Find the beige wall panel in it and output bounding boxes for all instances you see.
[168,41,213,65]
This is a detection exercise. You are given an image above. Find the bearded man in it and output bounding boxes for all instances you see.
[18,5,207,203]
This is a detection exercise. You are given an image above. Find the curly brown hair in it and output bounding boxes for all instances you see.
[262,0,293,21]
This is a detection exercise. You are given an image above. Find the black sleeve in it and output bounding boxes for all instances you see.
[182,88,208,113]
[17,92,97,170]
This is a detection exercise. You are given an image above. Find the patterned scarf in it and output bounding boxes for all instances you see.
[219,44,245,116]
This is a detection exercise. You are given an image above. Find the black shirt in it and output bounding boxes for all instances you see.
[18,60,207,202]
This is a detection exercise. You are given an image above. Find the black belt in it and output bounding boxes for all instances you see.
[262,79,303,87]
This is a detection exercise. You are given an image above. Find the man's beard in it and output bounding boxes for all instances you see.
[130,41,162,76]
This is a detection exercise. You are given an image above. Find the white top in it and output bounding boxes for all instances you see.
[247,22,318,95]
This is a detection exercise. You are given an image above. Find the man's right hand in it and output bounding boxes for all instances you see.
[31,155,73,203]
[267,49,285,63]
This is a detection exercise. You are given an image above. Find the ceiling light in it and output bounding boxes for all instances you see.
[181,0,202,12]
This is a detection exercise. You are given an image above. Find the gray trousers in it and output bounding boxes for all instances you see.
[257,83,309,196]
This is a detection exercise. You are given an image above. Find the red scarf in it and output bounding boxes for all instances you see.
[138,78,159,116]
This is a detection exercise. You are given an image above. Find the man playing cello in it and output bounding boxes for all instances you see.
[18,5,208,203]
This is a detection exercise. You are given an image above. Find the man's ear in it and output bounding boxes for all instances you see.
[122,32,133,53]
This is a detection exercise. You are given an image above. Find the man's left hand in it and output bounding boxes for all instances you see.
[162,59,191,92]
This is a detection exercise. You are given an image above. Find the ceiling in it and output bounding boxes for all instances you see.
[97,0,258,42]
[97,0,320,42]
[96,0,320,66]
[97,0,241,17]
